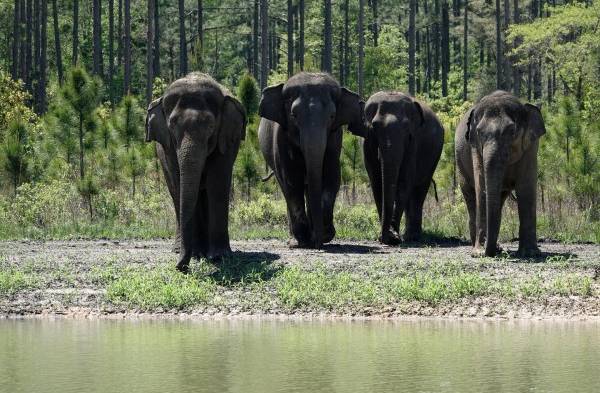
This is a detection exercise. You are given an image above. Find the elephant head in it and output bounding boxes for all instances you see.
[364,92,425,242]
[465,90,545,256]
[146,73,246,267]
[259,72,365,247]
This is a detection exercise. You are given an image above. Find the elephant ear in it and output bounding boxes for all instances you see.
[259,83,286,127]
[524,103,546,142]
[146,97,171,149]
[334,87,367,137]
[412,101,425,127]
[218,95,247,155]
[465,108,475,141]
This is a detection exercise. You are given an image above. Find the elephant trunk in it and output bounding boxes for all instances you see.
[301,129,327,248]
[178,135,207,263]
[380,145,403,239]
[483,146,506,257]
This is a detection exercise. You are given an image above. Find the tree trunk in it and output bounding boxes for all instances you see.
[260,0,268,89]
[408,0,416,95]
[108,0,114,97]
[92,0,103,77]
[153,0,160,77]
[79,114,85,180]
[72,0,78,65]
[252,0,259,78]
[441,0,449,96]
[495,0,502,89]
[12,0,20,80]
[287,0,294,77]
[38,0,46,113]
[196,0,203,71]
[18,0,25,80]
[117,0,122,69]
[343,0,349,85]
[146,0,155,104]
[433,0,440,82]
[416,29,421,93]
[25,0,32,92]
[323,0,332,73]
[503,0,511,90]
[512,0,521,96]
[33,0,39,101]
[463,0,468,101]
[358,0,364,96]
[299,0,304,70]
[178,0,187,76]
[124,0,131,94]
[372,0,379,46]
[52,0,62,85]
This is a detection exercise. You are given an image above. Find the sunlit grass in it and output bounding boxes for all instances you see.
[0,269,38,295]
[105,266,215,310]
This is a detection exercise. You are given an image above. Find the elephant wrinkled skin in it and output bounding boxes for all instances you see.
[363,92,444,245]
[455,90,546,257]
[146,73,246,272]
[258,72,365,248]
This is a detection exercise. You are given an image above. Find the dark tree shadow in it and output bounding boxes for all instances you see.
[321,243,380,254]
[503,250,577,263]
[403,232,471,248]
[191,251,281,285]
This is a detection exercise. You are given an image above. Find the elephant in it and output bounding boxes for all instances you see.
[455,90,546,257]
[145,73,246,272]
[258,72,365,248]
[363,91,444,245]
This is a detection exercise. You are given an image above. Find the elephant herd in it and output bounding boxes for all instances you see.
[145,72,545,273]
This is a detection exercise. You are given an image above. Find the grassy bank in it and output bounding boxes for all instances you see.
[1,240,598,318]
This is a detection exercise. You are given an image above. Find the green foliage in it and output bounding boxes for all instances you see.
[106,266,215,310]
[1,119,32,193]
[237,73,259,116]
[0,71,36,140]
[0,268,37,295]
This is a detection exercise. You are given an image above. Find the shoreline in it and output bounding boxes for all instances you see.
[2,309,600,322]
[2,239,599,321]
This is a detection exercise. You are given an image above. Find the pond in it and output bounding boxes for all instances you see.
[0,319,598,393]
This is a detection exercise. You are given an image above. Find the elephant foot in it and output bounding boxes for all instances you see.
[379,230,401,246]
[403,231,422,243]
[322,224,336,244]
[206,246,232,261]
[517,245,542,258]
[471,244,503,258]
[176,259,190,274]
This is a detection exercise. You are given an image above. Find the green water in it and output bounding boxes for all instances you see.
[0,319,598,393]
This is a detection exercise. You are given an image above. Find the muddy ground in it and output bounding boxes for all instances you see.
[1,239,599,319]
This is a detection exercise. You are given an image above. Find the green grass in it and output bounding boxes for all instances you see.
[105,267,216,310]
[0,269,37,295]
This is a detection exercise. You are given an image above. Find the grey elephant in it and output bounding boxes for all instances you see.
[363,92,444,245]
[455,90,545,257]
[258,72,365,248]
[145,73,246,272]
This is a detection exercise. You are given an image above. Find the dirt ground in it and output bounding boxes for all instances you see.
[1,239,599,319]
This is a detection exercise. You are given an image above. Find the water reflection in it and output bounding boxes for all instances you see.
[0,319,598,393]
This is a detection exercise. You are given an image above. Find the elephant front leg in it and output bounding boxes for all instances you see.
[204,155,235,260]
[404,182,430,242]
[515,165,541,257]
[286,190,311,247]
[321,150,341,244]
[471,150,487,257]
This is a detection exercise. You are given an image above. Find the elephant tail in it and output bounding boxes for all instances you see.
[262,171,275,182]
[431,179,439,203]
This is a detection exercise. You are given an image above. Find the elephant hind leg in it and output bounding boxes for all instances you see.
[404,182,430,242]
[194,190,209,258]
[461,184,477,246]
